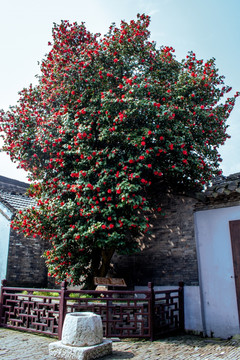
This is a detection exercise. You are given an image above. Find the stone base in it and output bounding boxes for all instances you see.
[49,339,112,360]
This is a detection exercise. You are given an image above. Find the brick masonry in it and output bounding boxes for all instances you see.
[112,190,199,287]
[0,175,52,288]
[111,176,240,289]
[6,228,49,288]
[3,174,240,290]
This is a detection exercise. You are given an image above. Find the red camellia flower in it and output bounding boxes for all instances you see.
[1,13,237,287]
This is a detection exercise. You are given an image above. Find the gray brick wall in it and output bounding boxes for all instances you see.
[7,187,240,289]
[112,190,199,288]
[6,229,49,288]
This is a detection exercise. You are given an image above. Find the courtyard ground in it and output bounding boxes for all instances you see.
[1,327,240,359]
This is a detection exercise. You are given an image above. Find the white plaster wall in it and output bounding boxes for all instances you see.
[195,206,240,338]
[0,203,12,285]
[184,286,203,333]
[135,285,203,333]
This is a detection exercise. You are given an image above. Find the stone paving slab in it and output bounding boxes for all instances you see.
[0,328,55,360]
[1,328,240,359]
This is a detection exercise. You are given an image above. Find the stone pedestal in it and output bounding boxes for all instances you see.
[49,312,112,360]
[49,339,112,360]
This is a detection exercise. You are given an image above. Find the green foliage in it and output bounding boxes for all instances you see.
[21,291,59,297]
[0,14,238,286]
[69,293,93,299]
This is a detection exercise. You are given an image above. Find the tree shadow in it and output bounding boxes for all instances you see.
[101,350,134,359]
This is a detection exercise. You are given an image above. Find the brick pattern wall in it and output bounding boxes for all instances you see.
[6,182,240,289]
[112,190,199,288]
[195,193,240,211]
[6,229,49,288]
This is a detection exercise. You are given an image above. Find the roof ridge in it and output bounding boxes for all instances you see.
[204,173,240,199]
[0,175,29,187]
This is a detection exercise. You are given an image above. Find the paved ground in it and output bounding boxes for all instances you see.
[1,328,240,359]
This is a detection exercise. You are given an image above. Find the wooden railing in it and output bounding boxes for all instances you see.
[0,280,184,341]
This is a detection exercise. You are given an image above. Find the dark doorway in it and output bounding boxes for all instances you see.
[229,220,240,324]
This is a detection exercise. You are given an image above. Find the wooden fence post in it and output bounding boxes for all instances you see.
[148,282,155,341]
[0,279,7,326]
[58,280,67,340]
[178,281,184,332]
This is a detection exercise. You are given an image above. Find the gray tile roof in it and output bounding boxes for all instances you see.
[204,173,240,198]
[0,190,34,211]
[0,175,34,212]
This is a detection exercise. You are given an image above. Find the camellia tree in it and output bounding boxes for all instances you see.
[0,14,238,287]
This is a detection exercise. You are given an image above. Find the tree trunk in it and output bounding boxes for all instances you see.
[83,247,115,289]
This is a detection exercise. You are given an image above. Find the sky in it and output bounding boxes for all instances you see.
[0,0,239,182]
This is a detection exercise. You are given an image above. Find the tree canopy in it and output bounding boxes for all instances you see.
[0,14,238,286]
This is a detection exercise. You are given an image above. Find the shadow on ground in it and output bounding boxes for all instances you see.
[103,350,134,359]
